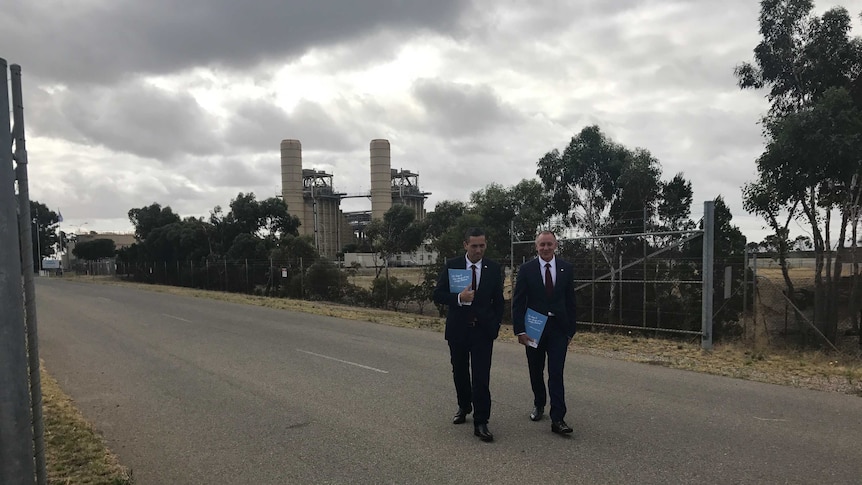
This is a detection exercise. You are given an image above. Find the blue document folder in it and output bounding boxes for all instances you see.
[525,308,548,348]
[448,269,472,293]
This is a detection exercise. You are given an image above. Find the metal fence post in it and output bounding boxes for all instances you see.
[702,200,715,350]
[0,57,37,485]
[11,62,46,485]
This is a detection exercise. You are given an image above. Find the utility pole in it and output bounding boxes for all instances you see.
[0,57,37,484]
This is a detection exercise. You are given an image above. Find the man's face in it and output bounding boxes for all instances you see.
[464,235,487,263]
[535,233,558,262]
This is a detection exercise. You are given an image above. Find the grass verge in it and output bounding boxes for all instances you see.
[42,363,133,484]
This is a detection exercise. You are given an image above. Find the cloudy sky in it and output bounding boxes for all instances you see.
[4,0,861,242]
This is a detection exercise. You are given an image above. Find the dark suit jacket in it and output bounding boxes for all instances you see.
[433,257,505,343]
[512,257,577,340]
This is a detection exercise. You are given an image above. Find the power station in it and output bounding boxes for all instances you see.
[280,139,430,259]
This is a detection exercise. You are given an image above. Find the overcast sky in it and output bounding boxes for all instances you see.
[4,0,861,243]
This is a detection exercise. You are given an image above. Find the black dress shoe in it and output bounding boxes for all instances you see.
[551,420,573,434]
[474,424,494,442]
[530,406,544,421]
[452,408,470,424]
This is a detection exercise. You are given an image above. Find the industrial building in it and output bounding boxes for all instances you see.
[280,139,430,259]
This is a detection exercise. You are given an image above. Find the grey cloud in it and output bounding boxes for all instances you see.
[411,79,522,138]
[225,98,363,153]
[28,81,221,160]
[2,0,471,85]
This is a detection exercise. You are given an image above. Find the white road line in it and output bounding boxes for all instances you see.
[753,417,788,422]
[296,349,389,374]
[162,313,192,323]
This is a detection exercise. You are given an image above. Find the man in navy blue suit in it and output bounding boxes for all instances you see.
[433,227,504,442]
[512,230,577,435]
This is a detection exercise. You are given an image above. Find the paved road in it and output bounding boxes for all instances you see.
[36,278,862,484]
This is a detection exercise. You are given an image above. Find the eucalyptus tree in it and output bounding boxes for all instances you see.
[365,204,425,278]
[756,88,862,341]
[537,125,663,321]
[209,192,301,259]
[735,1,862,343]
[72,238,116,261]
[657,174,694,232]
[28,201,60,271]
[128,203,181,242]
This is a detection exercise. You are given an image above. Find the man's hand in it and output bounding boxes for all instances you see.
[517,334,535,346]
[459,288,475,303]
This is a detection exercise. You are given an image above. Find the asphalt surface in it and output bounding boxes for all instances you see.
[35,278,862,484]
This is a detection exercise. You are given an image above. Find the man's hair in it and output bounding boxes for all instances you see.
[535,230,557,242]
[464,227,486,242]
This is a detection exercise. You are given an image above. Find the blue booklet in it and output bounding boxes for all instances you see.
[525,308,548,348]
[448,269,472,293]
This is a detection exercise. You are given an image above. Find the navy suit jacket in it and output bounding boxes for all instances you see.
[433,257,504,344]
[512,257,577,340]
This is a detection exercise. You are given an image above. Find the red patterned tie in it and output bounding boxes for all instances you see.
[544,263,553,298]
[471,264,477,291]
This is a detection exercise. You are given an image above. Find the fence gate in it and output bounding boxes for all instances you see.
[511,201,715,350]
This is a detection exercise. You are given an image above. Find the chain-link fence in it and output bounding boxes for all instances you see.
[84,245,861,350]
[749,259,861,350]
[111,258,440,314]
[511,228,726,341]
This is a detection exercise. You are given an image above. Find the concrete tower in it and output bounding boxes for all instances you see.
[280,139,306,232]
[370,139,392,221]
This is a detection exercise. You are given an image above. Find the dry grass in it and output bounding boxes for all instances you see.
[41,363,133,484]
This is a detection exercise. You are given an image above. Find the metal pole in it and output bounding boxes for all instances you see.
[591,238,595,324]
[34,211,41,274]
[701,200,715,350]
[12,63,46,485]
[743,249,749,339]
[509,219,514,292]
[751,251,758,335]
[643,207,647,328]
[0,57,37,485]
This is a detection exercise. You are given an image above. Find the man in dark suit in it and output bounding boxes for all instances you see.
[433,227,504,442]
[512,230,577,435]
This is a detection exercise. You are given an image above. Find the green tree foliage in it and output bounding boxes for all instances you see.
[209,192,301,259]
[305,259,347,301]
[28,201,60,271]
[128,203,181,241]
[428,212,485,262]
[371,276,414,311]
[736,1,862,344]
[424,200,467,242]
[469,179,550,263]
[72,239,116,261]
[657,174,694,232]
[122,193,304,265]
[365,204,425,277]
[143,218,212,262]
[537,125,665,320]
[270,235,319,263]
